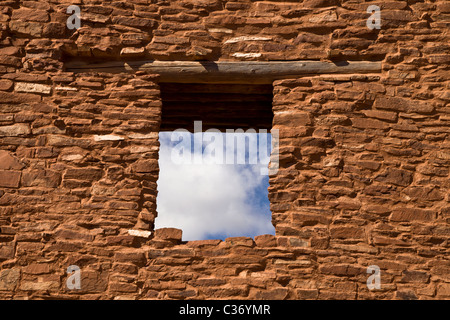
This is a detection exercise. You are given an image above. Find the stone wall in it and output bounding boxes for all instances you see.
[0,0,449,299]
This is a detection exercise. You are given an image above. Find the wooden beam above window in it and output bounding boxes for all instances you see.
[65,60,382,84]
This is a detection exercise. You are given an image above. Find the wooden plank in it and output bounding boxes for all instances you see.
[159,83,273,94]
[160,122,272,132]
[65,60,382,84]
[162,101,273,110]
[161,93,272,102]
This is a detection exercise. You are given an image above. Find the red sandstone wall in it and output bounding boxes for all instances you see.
[0,0,449,299]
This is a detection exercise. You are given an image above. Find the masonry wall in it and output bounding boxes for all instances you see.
[0,0,449,299]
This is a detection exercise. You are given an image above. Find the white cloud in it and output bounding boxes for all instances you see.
[155,132,275,241]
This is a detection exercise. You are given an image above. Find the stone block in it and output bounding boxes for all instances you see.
[437,283,450,298]
[23,263,51,275]
[0,170,21,188]
[0,124,31,137]
[0,151,25,170]
[114,250,146,265]
[0,269,20,291]
[9,20,43,37]
[390,208,436,222]
[64,167,103,181]
[15,82,52,94]
[11,8,49,22]
[374,168,413,187]
[131,159,159,173]
[154,228,183,241]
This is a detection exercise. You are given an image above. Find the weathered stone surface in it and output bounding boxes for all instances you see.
[274,112,312,127]
[21,169,61,188]
[114,250,146,266]
[0,269,20,291]
[120,47,146,58]
[128,229,152,238]
[374,168,413,187]
[296,288,319,299]
[131,159,159,173]
[64,167,103,181]
[0,91,41,104]
[390,208,436,222]
[109,282,138,293]
[154,228,182,241]
[15,82,52,94]
[0,170,21,188]
[94,134,124,141]
[9,20,43,37]
[20,280,59,291]
[11,8,49,22]
[78,270,108,293]
[400,270,430,283]
[0,124,31,136]
[0,243,15,261]
[0,151,25,170]
[23,264,51,275]
[0,79,14,91]
[254,234,277,247]
[111,16,157,29]
[319,264,364,276]
[437,283,450,298]
[252,288,289,300]
[55,229,95,242]
[351,117,390,130]
[362,110,398,122]
[374,96,434,114]
[330,226,365,239]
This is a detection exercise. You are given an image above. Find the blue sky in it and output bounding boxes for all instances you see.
[155,131,275,241]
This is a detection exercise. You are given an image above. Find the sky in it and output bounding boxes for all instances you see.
[155,131,275,241]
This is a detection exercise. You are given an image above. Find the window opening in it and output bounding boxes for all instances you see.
[155,83,276,241]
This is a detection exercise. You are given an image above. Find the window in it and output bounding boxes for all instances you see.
[155,83,276,241]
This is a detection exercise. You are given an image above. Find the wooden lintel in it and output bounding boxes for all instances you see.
[65,60,382,84]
